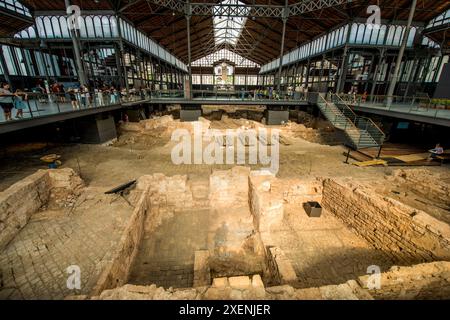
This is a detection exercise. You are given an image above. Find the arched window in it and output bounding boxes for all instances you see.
[43,17,54,38]
[79,16,87,38]
[94,16,103,37]
[85,16,95,37]
[407,27,416,47]
[102,16,111,37]
[386,25,395,45]
[51,16,62,38]
[110,16,118,37]
[59,16,69,37]
[349,23,358,43]
[355,24,364,44]
[392,26,404,46]
[377,25,386,45]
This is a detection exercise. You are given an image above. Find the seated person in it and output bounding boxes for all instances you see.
[429,143,444,159]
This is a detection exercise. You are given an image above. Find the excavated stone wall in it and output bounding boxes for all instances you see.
[0,168,84,251]
[81,261,450,300]
[92,188,150,295]
[388,169,450,205]
[322,178,450,263]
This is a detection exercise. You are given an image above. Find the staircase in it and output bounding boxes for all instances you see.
[317,93,385,150]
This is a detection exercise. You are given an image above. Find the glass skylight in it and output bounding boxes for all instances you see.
[192,48,259,67]
[213,0,249,46]
[0,0,32,17]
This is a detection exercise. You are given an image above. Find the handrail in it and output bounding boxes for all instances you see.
[318,92,385,148]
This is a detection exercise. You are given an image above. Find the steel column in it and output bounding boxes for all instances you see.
[277,0,288,92]
[386,0,417,107]
[186,1,193,99]
[65,0,87,86]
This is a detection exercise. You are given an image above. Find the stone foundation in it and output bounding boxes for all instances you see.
[92,187,150,295]
[0,168,84,251]
[83,261,450,300]
[322,179,450,263]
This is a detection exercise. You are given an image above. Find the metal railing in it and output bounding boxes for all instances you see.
[0,89,149,123]
[338,93,433,112]
[0,88,310,124]
[317,93,385,149]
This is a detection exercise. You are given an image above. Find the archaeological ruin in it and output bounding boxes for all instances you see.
[1,111,449,301]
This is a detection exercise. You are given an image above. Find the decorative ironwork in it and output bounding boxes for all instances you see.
[145,0,354,17]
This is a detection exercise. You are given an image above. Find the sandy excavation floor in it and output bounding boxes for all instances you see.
[269,204,396,289]
[1,112,449,299]
[0,115,428,192]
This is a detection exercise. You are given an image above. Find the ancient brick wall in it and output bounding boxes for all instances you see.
[322,179,450,263]
[92,188,150,294]
[0,168,84,252]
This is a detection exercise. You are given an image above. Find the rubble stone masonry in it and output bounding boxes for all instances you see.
[322,179,450,263]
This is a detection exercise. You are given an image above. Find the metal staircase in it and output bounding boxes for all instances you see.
[317,93,385,151]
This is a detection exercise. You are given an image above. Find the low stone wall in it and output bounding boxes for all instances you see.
[92,188,150,295]
[210,166,250,207]
[388,169,450,205]
[249,171,322,236]
[358,261,450,299]
[266,247,297,285]
[249,172,284,235]
[82,261,450,300]
[322,179,450,263]
[0,168,84,252]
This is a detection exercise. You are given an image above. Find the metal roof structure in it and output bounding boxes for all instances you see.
[10,0,447,65]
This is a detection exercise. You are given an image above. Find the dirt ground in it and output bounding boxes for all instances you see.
[0,114,448,194]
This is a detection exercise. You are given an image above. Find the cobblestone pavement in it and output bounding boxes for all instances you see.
[272,204,397,289]
[0,189,133,299]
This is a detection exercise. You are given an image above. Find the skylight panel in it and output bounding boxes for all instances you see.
[213,0,249,46]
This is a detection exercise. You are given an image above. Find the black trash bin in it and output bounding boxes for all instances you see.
[303,201,322,217]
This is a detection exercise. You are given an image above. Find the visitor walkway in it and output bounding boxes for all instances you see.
[0,90,308,134]
[339,94,450,127]
[1,90,449,134]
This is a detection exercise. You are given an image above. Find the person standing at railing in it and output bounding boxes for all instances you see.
[0,82,14,121]
[35,83,47,104]
[287,86,293,100]
[294,85,301,100]
[68,88,79,110]
[361,91,368,103]
[58,83,66,103]
[13,89,27,119]
[51,83,59,103]
[79,86,85,108]
[96,88,104,106]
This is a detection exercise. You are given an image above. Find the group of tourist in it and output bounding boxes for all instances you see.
[0,79,154,118]
[244,85,309,101]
